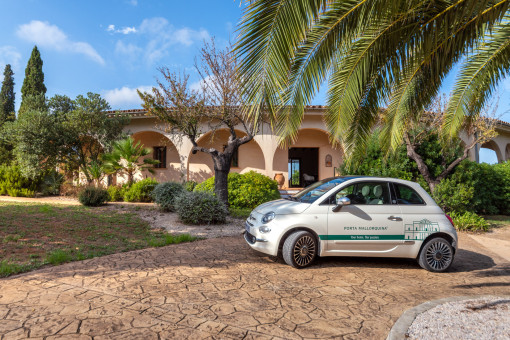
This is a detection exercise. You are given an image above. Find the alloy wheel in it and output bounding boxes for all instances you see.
[425,240,452,271]
[293,235,316,267]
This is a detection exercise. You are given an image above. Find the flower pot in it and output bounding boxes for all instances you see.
[274,173,285,188]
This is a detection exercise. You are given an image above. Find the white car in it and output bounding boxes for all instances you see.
[244,176,458,272]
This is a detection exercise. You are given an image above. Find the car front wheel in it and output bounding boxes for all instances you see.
[282,231,317,268]
[418,237,454,272]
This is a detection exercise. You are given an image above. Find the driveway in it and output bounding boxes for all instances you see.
[0,232,509,339]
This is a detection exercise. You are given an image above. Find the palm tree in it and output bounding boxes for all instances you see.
[236,0,510,155]
[102,137,159,186]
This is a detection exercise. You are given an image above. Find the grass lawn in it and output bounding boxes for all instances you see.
[484,215,510,228]
[0,202,197,277]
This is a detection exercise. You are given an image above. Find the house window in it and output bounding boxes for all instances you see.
[223,145,239,168]
[153,146,166,168]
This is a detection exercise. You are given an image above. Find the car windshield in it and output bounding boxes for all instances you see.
[290,177,348,203]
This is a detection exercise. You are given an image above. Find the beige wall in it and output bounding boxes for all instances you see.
[131,131,183,183]
[188,129,265,182]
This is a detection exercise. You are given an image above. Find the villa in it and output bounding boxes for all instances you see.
[107,106,510,189]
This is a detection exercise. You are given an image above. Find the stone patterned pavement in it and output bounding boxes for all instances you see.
[0,233,509,339]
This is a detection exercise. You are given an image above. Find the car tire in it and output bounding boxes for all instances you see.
[418,237,454,272]
[282,231,317,268]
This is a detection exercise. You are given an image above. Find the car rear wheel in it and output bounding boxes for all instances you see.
[282,231,317,268]
[418,237,454,272]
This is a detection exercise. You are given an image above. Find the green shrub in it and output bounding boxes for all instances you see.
[195,171,280,209]
[184,180,197,192]
[78,187,109,207]
[0,164,39,197]
[229,207,252,219]
[449,211,490,232]
[151,182,185,211]
[433,179,474,213]
[124,178,158,202]
[436,160,509,215]
[39,170,64,196]
[107,185,125,202]
[175,191,228,224]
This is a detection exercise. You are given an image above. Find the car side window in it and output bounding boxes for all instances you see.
[333,182,391,205]
[394,183,425,205]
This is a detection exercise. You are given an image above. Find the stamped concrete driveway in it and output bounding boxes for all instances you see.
[1,232,509,340]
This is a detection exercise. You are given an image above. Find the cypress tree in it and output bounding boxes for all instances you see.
[19,46,47,115]
[0,64,15,125]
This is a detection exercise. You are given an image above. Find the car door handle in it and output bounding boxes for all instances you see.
[388,216,402,221]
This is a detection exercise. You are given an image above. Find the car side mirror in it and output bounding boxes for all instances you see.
[333,197,350,212]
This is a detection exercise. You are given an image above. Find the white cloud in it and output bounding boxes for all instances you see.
[107,24,137,35]
[0,46,22,73]
[103,85,153,108]
[190,75,213,92]
[115,41,142,55]
[129,0,138,5]
[114,17,210,65]
[17,20,105,65]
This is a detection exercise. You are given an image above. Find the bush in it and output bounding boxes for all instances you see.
[151,182,185,211]
[433,179,474,213]
[195,171,280,209]
[39,170,64,196]
[124,178,158,202]
[449,211,490,232]
[435,160,510,215]
[107,185,125,202]
[175,191,228,224]
[78,187,109,206]
[0,164,39,197]
[184,180,197,192]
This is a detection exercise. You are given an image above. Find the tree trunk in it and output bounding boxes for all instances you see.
[212,152,234,207]
[403,133,438,193]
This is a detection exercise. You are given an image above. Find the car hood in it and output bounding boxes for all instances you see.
[254,199,310,215]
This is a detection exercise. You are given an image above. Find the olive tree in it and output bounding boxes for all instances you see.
[139,40,256,206]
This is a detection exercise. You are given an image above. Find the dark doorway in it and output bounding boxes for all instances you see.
[288,147,319,187]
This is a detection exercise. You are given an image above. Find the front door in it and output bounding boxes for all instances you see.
[288,147,319,188]
[326,181,404,252]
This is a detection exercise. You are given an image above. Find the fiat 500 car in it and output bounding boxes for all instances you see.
[244,176,458,272]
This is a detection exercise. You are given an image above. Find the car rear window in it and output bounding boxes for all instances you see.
[393,183,425,205]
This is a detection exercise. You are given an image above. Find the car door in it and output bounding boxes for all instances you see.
[392,182,442,242]
[325,181,404,253]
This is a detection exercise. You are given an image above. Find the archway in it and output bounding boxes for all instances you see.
[272,129,343,189]
[479,140,503,164]
[187,129,265,183]
[506,143,510,162]
[130,131,182,183]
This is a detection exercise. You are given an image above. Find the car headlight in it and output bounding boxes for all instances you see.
[259,226,271,234]
[262,211,275,223]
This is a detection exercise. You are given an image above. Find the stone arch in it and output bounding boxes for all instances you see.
[130,131,183,183]
[506,143,510,162]
[479,140,503,164]
[187,129,265,183]
[272,128,343,188]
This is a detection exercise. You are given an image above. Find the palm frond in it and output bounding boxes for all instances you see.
[236,0,328,125]
[444,14,510,137]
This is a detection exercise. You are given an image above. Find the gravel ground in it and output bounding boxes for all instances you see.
[134,207,246,238]
[407,297,510,340]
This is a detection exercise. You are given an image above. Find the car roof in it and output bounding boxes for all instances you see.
[327,176,416,185]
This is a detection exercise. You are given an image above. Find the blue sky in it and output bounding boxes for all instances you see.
[0,0,507,163]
